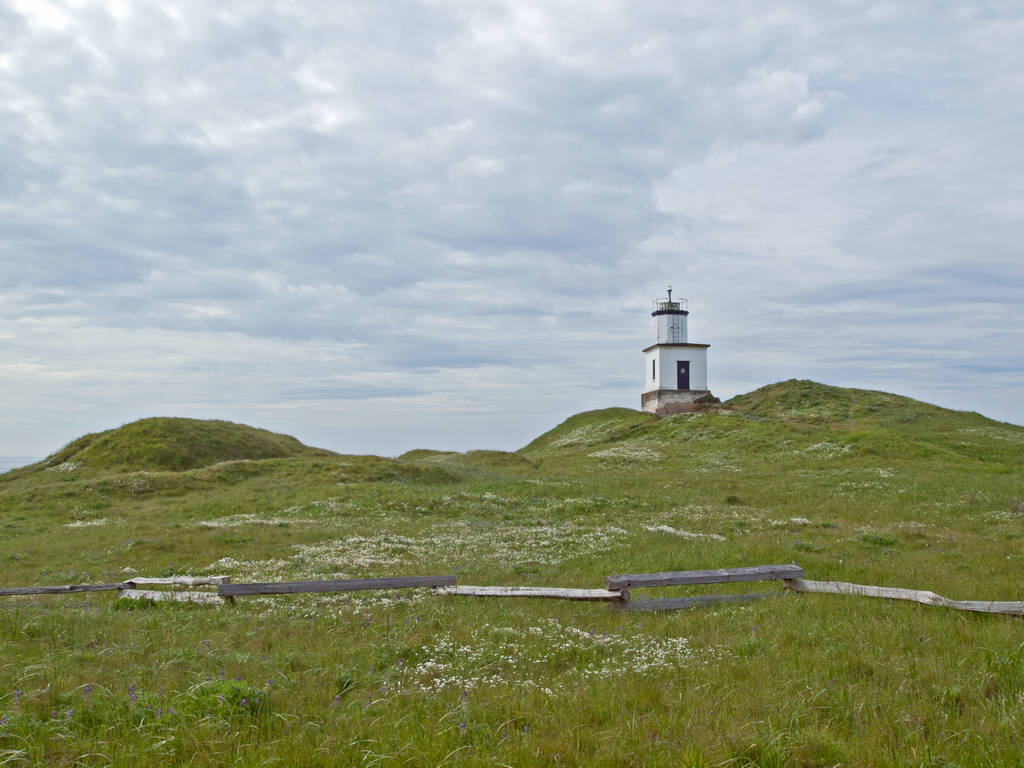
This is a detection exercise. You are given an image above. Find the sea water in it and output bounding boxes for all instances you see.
[0,457,39,473]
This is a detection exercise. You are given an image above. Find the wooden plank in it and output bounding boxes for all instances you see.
[786,579,1024,616]
[220,574,457,597]
[617,591,773,612]
[0,583,126,596]
[436,585,626,602]
[117,588,226,606]
[606,564,803,591]
[126,576,230,587]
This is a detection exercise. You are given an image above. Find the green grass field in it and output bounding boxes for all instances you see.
[1,380,1023,766]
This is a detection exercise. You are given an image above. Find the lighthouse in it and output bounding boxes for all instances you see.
[641,286,713,415]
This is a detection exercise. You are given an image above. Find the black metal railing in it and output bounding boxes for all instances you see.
[652,298,687,312]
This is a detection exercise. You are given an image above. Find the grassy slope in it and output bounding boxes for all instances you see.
[33,417,333,473]
[1,384,1023,767]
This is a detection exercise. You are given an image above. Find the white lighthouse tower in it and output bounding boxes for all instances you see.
[641,285,713,415]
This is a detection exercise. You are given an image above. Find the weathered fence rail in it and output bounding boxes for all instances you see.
[605,564,803,591]
[219,574,456,597]
[0,583,128,596]
[0,576,231,600]
[115,576,232,605]
[786,578,1024,616]
[437,585,625,602]
[603,564,802,613]
[126,576,230,588]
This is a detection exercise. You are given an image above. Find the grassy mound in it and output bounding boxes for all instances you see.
[724,378,952,424]
[724,379,1024,464]
[400,448,536,475]
[515,382,1024,475]
[519,407,657,457]
[40,417,330,472]
[724,378,858,422]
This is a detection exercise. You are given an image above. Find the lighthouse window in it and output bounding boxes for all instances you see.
[652,360,656,379]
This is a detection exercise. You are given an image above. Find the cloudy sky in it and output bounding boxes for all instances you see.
[2,0,1022,459]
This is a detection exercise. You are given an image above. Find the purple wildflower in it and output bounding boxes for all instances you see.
[50,709,57,718]
[459,721,466,732]
[218,669,225,678]
[83,684,92,697]
[13,690,21,704]
[217,694,225,705]
[65,708,72,720]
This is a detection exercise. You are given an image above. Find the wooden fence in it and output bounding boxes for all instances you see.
[0,576,233,604]
[785,578,1024,616]
[3,564,1023,617]
[219,575,455,597]
[437,585,623,602]
[604,563,802,612]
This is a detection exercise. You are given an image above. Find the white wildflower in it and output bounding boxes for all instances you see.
[588,444,662,461]
[801,442,851,459]
[643,525,726,541]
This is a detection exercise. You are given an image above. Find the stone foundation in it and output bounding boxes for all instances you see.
[641,389,715,416]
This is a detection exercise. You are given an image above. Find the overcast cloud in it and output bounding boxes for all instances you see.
[2,0,1022,458]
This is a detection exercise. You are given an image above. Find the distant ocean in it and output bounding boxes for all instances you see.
[0,457,39,473]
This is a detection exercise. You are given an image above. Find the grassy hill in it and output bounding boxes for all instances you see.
[1,382,1022,767]
[33,417,331,473]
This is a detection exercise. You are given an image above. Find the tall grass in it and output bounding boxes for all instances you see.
[1,380,1023,765]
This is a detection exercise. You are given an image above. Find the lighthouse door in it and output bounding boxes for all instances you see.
[676,361,690,390]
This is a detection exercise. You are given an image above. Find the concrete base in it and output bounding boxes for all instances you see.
[641,389,715,416]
